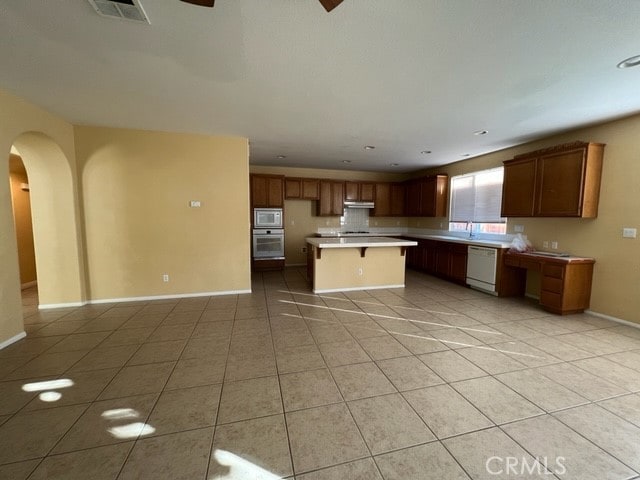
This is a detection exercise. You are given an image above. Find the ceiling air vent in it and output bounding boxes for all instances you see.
[87,0,150,24]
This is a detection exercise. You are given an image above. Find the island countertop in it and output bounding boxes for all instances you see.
[306,236,418,249]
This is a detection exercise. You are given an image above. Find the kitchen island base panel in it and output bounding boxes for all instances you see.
[310,246,407,293]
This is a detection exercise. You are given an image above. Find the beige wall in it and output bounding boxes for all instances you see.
[76,126,251,300]
[251,165,409,265]
[312,246,407,292]
[410,114,640,323]
[8,155,37,285]
[0,88,84,344]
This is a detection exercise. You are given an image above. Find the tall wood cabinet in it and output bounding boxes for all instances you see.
[317,180,344,216]
[372,182,405,217]
[390,183,406,216]
[501,142,605,218]
[250,174,284,208]
[405,175,448,217]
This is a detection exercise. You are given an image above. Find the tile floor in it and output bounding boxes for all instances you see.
[1,269,640,479]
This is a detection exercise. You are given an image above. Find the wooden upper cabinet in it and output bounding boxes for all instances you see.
[317,180,344,216]
[372,183,391,217]
[345,181,375,202]
[360,183,375,202]
[285,178,301,199]
[285,177,319,200]
[301,178,320,200]
[406,180,422,216]
[390,183,406,216]
[251,174,284,208]
[502,142,604,218]
[421,175,448,217]
[344,181,360,201]
[405,175,448,217]
[501,158,537,217]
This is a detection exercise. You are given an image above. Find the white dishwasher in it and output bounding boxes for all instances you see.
[466,246,498,295]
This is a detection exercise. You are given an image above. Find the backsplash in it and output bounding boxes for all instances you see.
[340,208,370,230]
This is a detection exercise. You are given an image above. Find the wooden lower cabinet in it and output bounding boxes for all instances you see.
[405,239,595,315]
[406,238,466,284]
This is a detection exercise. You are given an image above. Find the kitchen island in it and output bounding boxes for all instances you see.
[305,237,418,293]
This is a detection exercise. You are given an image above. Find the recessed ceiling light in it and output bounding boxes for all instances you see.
[276,155,286,159]
[617,55,640,69]
[364,145,375,150]
[342,160,352,164]
[390,163,399,167]
[420,150,432,154]
[474,130,489,135]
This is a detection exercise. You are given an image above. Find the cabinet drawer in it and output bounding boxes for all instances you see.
[520,259,542,271]
[504,256,520,267]
[540,290,563,309]
[542,264,565,279]
[542,276,563,294]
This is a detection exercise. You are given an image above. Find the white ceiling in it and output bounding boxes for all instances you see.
[2,0,640,172]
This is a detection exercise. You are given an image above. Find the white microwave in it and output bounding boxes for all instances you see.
[254,208,283,228]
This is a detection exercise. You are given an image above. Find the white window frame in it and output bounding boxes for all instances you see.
[449,167,506,234]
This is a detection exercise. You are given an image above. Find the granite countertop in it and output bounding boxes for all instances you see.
[306,237,418,249]
[402,233,512,249]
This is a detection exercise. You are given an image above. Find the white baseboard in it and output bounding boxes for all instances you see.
[88,289,252,305]
[21,281,37,290]
[39,301,87,310]
[585,309,640,329]
[313,284,405,294]
[0,331,27,350]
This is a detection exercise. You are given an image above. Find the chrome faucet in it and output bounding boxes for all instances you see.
[467,221,475,238]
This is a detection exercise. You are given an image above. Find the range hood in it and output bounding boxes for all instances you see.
[344,201,375,209]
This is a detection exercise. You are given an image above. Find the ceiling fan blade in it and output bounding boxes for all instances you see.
[318,0,344,12]
[180,0,215,7]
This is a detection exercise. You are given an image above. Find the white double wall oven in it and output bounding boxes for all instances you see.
[252,208,285,261]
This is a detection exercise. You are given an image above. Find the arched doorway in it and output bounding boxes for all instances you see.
[8,148,38,314]
[9,132,86,309]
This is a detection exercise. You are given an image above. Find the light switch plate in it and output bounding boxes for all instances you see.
[551,241,558,249]
[623,227,637,238]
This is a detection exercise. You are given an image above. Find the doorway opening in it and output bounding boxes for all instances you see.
[8,147,39,315]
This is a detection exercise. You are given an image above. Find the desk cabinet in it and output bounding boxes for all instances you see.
[504,252,594,315]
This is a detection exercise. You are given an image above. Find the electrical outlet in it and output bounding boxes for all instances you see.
[514,225,525,233]
[162,274,169,282]
[551,241,558,250]
[357,267,363,276]
[623,227,637,238]
[290,219,295,226]
[301,246,307,253]
[189,200,201,208]
[543,241,549,248]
